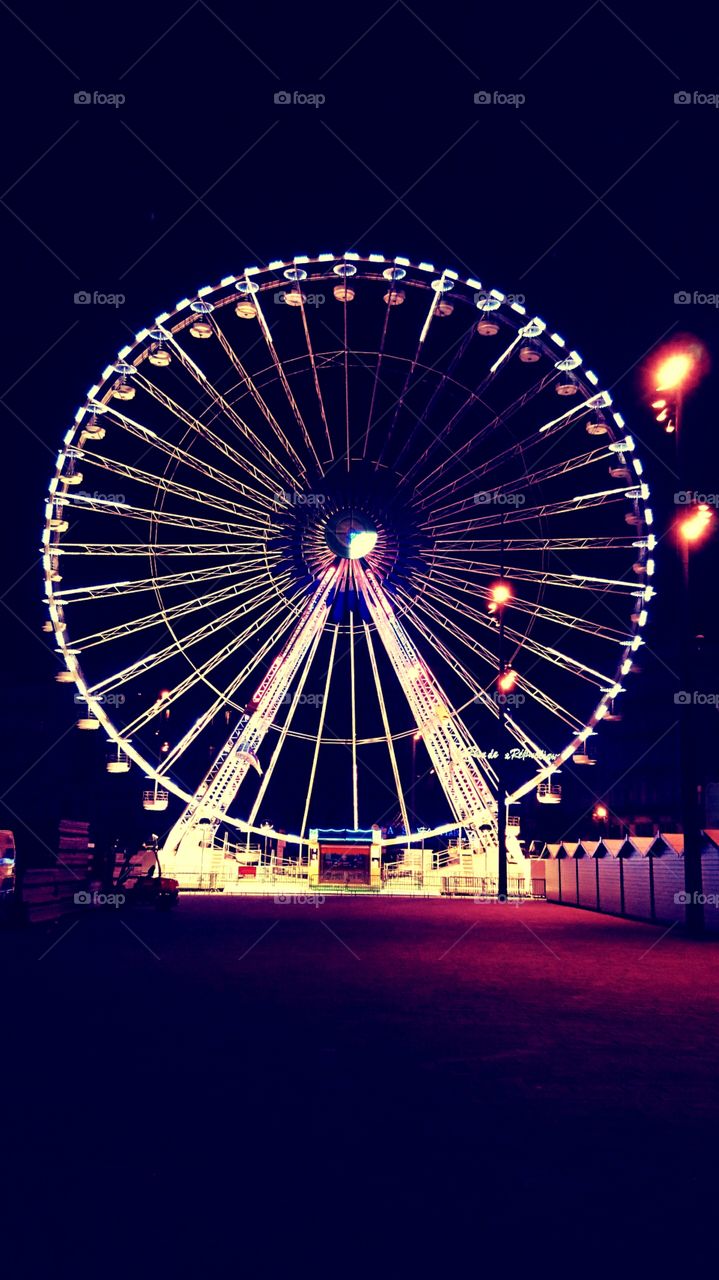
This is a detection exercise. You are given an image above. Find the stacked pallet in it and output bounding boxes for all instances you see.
[22,820,94,924]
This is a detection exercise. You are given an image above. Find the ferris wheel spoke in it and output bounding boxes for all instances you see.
[60,492,267,540]
[412,390,613,511]
[362,620,411,836]
[433,403,614,514]
[362,284,394,460]
[156,590,312,777]
[55,541,273,557]
[294,294,334,462]
[54,556,283,605]
[420,534,651,554]
[375,274,451,472]
[397,334,527,493]
[341,285,351,471]
[299,624,339,841]
[208,311,311,480]
[399,586,585,733]
[249,285,326,477]
[401,602,551,768]
[423,553,646,596]
[392,320,479,476]
[422,577,625,680]
[247,625,326,828]
[89,400,280,511]
[71,572,290,650]
[421,442,619,527]
[420,485,636,538]
[85,591,289,697]
[153,325,302,491]
[423,570,631,645]
[408,370,560,502]
[404,579,614,690]
[72,446,277,528]
[122,593,304,740]
[409,371,598,504]
[127,374,290,499]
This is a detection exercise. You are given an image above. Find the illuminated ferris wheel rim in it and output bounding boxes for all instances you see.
[43,250,655,843]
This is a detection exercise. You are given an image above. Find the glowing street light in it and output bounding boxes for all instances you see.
[644,337,709,936]
[646,338,706,433]
[497,668,517,694]
[592,803,609,823]
[489,572,514,899]
[655,351,695,392]
[678,503,714,545]
[488,580,513,613]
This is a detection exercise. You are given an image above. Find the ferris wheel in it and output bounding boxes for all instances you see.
[43,251,654,869]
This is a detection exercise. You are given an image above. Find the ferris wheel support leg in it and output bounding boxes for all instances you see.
[160,567,339,878]
[355,565,529,890]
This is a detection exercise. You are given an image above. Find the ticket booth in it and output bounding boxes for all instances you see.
[313,829,375,887]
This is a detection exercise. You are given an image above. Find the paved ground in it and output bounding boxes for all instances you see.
[5,896,719,1268]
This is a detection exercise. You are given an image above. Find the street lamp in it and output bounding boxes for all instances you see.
[646,337,709,936]
[678,503,714,545]
[647,340,706,433]
[497,667,517,694]
[489,578,513,898]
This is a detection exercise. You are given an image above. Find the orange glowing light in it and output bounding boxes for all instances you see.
[646,337,707,399]
[498,668,517,693]
[655,352,694,391]
[678,504,714,544]
[593,804,608,821]
[490,581,512,606]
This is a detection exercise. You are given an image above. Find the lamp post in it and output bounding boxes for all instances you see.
[648,341,710,936]
[489,578,513,898]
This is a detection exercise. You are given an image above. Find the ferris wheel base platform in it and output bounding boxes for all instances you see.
[159,852,535,899]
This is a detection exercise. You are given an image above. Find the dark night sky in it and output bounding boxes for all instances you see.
[1,0,718,860]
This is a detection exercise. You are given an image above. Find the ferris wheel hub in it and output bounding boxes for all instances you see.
[325,510,378,560]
